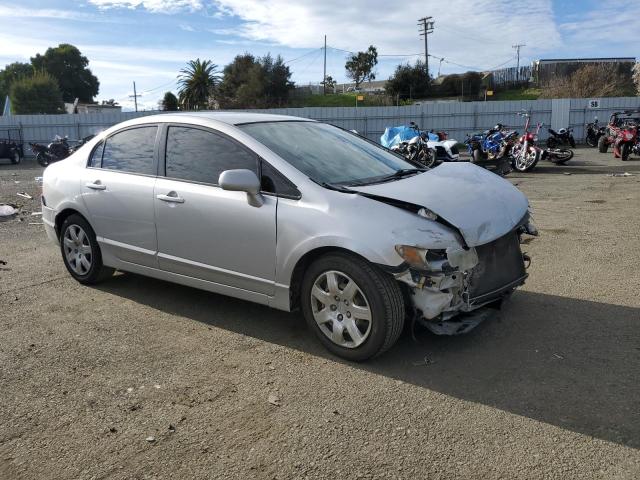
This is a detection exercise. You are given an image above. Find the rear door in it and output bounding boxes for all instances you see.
[81,125,160,268]
[154,124,277,295]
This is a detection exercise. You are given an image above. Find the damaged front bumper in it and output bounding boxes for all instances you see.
[392,227,534,335]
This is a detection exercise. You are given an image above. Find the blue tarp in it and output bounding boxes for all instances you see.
[380,126,418,148]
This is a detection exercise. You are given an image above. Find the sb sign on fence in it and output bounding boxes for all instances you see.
[588,99,600,109]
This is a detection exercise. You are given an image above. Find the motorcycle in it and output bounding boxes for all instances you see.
[30,134,94,167]
[465,123,517,176]
[546,127,576,148]
[381,125,436,168]
[510,112,544,172]
[612,121,638,161]
[585,118,605,147]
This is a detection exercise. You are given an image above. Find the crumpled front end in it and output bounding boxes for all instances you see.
[394,219,536,335]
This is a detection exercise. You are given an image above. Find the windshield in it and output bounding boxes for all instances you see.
[238,121,418,185]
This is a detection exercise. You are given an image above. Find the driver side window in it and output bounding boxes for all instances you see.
[165,126,258,185]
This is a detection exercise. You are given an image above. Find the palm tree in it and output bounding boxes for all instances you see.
[177,59,220,110]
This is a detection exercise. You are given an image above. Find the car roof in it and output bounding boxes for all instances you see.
[126,111,314,126]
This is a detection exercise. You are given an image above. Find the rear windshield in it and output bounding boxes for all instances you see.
[237,121,415,185]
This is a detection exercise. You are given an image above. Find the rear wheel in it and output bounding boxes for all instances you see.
[550,148,574,164]
[60,214,114,285]
[598,135,609,153]
[301,253,405,361]
[471,148,484,164]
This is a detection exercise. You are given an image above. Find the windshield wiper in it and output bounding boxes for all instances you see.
[368,168,427,184]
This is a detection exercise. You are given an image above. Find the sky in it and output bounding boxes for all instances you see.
[0,0,638,111]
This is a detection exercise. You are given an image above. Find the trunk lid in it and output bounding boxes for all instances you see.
[350,163,529,247]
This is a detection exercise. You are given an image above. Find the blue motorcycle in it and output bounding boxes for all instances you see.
[464,124,517,175]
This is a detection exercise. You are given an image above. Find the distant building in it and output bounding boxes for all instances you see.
[64,102,122,114]
[532,57,636,85]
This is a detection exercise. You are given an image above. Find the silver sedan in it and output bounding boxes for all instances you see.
[42,113,536,361]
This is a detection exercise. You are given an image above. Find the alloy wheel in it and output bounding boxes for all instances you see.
[63,224,93,276]
[310,270,372,348]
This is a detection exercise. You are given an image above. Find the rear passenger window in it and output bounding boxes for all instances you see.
[165,126,258,185]
[102,126,157,175]
[88,141,104,167]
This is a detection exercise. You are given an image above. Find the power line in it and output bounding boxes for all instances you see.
[284,48,323,65]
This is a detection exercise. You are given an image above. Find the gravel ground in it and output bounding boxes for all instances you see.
[1,149,639,480]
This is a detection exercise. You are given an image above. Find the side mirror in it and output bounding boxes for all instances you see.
[219,169,263,207]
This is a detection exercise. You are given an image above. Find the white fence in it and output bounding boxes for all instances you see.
[2,97,639,156]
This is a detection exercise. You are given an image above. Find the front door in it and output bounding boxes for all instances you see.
[154,125,277,295]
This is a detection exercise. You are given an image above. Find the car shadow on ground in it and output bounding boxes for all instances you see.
[96,273,640,450]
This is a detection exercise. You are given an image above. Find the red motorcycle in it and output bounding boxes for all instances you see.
[510,112,544,172]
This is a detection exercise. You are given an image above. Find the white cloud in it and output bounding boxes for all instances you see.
[0,5,96,20]
[179,23,195,31]
[209,0,562,70]
[88,0,203,13]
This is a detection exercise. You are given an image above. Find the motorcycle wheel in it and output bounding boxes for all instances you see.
[417,148,436,168]
[550,149,574,164]
[471,149,485,164]
[36,152,50,167]
[597,136,609,153]
[513,149,540,172]
[620,142,630,161]
[10,151,21,165]
[585,135,597,147]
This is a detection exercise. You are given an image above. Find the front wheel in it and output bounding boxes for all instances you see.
[513,148,540,172]
[585,134,597,147]
[36,152,50,167]
[598,135,609,153]
[621,142,631,161]
[301,253,405,361]
[10,150,21,165]
[60,214,114,285]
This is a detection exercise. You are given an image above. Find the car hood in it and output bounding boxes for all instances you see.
[350,163,529,247]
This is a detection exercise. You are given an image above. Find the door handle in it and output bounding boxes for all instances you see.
[85,181,106,190]
[156,192,185,203]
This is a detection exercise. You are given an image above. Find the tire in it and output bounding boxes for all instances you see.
[10,150,21,165]
[513,148,540,172]
[550,148,574,164]
[621,142,630,161]
[471,148,484,164]
[36,152,49,167]
[300,252,405,361]
[585,135,597,147]
[598,135,609,153]
[60,214,114,285]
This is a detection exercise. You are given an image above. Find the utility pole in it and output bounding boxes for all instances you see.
[323,35,327,95]
[129,81,141,112]
[511,43,527,76]
[418,16,435,79]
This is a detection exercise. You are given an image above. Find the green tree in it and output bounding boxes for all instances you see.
[0,62,33,112]
[31,44,99,102]
[345,46,378,88]
[385,61,430,99]
[10,71,64,114]
[321,75,337,92]
[178,59,220,110]
[160,91,179,111]
[218,53,292,108]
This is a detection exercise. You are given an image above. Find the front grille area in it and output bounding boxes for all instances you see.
[466,232,526,303]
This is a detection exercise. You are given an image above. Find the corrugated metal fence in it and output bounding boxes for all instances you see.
[1,97,639,156]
